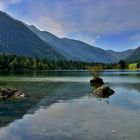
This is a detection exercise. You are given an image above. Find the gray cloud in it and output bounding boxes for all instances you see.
[25,0,140,36]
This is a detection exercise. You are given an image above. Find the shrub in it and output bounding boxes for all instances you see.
[88,65,102,78]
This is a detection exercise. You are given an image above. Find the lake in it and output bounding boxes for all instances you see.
[0,70,140,140]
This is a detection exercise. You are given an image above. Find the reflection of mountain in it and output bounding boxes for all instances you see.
[113,83,140,93]
[28,82,90,113]
[0,82,90,128]
[110,83,140,93]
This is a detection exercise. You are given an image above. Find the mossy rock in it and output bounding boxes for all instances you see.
[90,77,104,87]
[93,85,114,98]
[0,88,25,100]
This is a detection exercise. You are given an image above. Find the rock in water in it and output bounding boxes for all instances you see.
[0,88,25,100]
[93,85,114,98]
[90,77,104,88]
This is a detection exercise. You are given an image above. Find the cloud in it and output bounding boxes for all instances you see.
[0,0,22,10]
[24,0,140,36]
[36,16,66,37]
[0,1,7,10]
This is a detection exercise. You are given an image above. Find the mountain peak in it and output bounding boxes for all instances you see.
[0,11,64,60]
[29,25,39,31]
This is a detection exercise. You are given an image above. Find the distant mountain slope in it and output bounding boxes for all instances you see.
[28,25,117,63]
[107,49,135,61]
[0,11,64,60]
[125,46,140,62]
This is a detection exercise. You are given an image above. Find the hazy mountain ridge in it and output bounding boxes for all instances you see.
[28,25,118,63]
[107,49,135,61]
[125,46,140,62]
[0,11,64,60]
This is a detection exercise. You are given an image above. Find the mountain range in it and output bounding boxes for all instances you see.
[107,49,135,61]
[125,46,140,62]
[0,11,64,60]
[0,11,139,63]
[28,25,118,63]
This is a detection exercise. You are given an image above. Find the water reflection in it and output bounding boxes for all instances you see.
[1,71,140,129]
[0,71,140,140]
[113,83,140,93]
[0,82,90,128]
[0,88,140,140]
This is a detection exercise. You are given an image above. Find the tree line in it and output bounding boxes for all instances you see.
[0,53,128,71]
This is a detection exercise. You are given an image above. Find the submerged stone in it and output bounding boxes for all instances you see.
[93,85,114,98]
[0,88,25,100]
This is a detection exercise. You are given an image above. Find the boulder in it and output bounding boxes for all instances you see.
[0,88,25,100]
[90,77,104,87]
[93,85,114,98]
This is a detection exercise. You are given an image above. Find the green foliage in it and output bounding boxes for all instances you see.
[119,60,127,69]
[137,62,140,68]
[88,65,102,78]
[0,54,130,71]
[129,63,138,69]
[0,54,90,71]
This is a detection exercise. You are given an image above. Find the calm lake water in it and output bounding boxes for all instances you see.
[0,70,140,140]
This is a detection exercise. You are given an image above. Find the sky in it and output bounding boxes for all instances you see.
[0,0,140,51]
